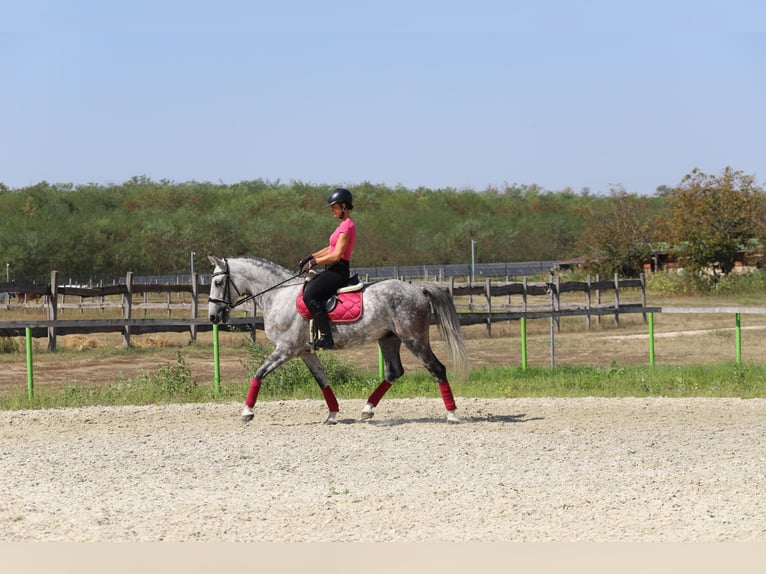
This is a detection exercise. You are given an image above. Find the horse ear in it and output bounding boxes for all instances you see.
[208,255,222,268]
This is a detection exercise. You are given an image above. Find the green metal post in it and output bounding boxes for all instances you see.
[213,323,221,395]
[378,344,384,380]
[735,312,742,365]
[520,316,528,370]
[25,327,33,401]
[648,312,655,368]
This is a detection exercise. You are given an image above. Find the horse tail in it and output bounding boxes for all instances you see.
[422,285,470,381]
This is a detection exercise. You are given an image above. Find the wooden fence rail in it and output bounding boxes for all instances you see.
[1,271,646,350]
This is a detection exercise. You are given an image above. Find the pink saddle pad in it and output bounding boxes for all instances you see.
[296,288,363,323]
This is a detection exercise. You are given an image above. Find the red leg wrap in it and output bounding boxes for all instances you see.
[438,381,457,411]
[245,378,262,408]
[322,386,339,413]
[367,380,392,407]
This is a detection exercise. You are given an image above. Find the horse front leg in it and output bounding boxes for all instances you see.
[300,352,340,425]
[241,346,295,423]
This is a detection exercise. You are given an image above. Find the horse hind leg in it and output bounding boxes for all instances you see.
[361,334,404,421]
[403,339,461,424]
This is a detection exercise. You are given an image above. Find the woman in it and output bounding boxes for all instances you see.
[299,188,356,350]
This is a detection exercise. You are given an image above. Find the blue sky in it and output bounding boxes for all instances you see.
[2,0,764,194]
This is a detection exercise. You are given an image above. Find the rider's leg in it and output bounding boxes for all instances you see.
[307,300,334,349]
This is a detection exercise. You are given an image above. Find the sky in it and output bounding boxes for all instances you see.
[2,0,765,195]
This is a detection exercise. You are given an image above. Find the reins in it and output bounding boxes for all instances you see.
[209,258,304,309]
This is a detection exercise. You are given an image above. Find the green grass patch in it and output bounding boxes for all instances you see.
[462,362,766,398]
[2,345,764,411]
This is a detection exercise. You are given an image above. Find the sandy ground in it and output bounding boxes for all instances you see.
[1,397,764,542]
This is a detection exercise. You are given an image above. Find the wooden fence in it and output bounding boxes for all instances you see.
[441,273,646,335]
[0,271,647,350]
[3,271,766,379]
[0,271,258,349]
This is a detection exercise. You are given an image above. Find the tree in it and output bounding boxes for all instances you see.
[577,186,660,277]
[666,167,765,276]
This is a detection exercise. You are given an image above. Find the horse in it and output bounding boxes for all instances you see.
[207,255,469,424]
[15,291,45,304]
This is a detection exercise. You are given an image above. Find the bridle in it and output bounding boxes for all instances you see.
[208,258,303,310]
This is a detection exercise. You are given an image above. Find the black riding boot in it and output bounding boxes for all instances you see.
[308,301,334,350]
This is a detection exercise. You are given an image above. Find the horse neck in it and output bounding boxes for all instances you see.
[229,257,293,295]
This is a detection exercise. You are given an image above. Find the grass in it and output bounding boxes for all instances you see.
[1,349,764,411]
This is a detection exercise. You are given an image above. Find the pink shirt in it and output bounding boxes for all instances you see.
[330,217,356,261]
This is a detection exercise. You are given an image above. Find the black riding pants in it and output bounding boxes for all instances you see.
[302,259,350,309]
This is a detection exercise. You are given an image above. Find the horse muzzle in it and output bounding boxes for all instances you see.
[208,302,230,325]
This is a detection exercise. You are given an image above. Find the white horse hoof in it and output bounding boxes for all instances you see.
[360,403,375,420]
[241,406,255,423]
[446,410,461,424]
[324,412,339,425]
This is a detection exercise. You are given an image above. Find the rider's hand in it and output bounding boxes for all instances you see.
[298,255,313,270]
[300,256,316,273]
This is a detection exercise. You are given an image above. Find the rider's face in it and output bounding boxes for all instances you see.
[330,203,344,218]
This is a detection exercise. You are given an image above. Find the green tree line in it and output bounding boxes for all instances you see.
[0,168,763,283]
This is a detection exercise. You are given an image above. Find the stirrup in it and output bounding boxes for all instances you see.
[311,336,334,350]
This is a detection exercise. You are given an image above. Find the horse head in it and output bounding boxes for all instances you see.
[207,255,232,324]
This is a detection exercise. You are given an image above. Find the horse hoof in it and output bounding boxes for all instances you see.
[360,403,375,420]
[324,412,338,425]
[446,410,461,424]
[241,406,255,423]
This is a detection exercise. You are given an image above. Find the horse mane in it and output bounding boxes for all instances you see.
[235,256,294,278]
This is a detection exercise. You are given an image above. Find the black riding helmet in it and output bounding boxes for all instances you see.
[327,188,353,210]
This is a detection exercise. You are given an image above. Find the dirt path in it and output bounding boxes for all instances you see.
[1,397,764,541]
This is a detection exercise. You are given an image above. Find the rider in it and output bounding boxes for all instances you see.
[299,188,356,350]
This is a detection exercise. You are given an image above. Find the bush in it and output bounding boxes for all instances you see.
[0,336,18,354]
[647,269,766,296]
[130,351,198,397]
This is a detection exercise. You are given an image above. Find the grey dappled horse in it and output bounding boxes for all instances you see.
[207,256,468,424]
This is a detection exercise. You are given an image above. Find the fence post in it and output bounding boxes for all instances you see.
[554,274,561,332]
[736,313,742,365]
[596,274,601,325]
[190,272,198,342]
[213,323,221,394]
[520,316,527,370]
[640,272,647,323]
[123,271,133,348]
[26,327,34,400]
[586,274,592,330]
[648,311,655,368]
[485,277,492,337]
[522,277,528,316]
[48,270,58,351]
[549,274,555,369]
[613,273,620,327]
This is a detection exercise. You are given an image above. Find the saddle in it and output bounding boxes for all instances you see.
[296,274,364,323]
